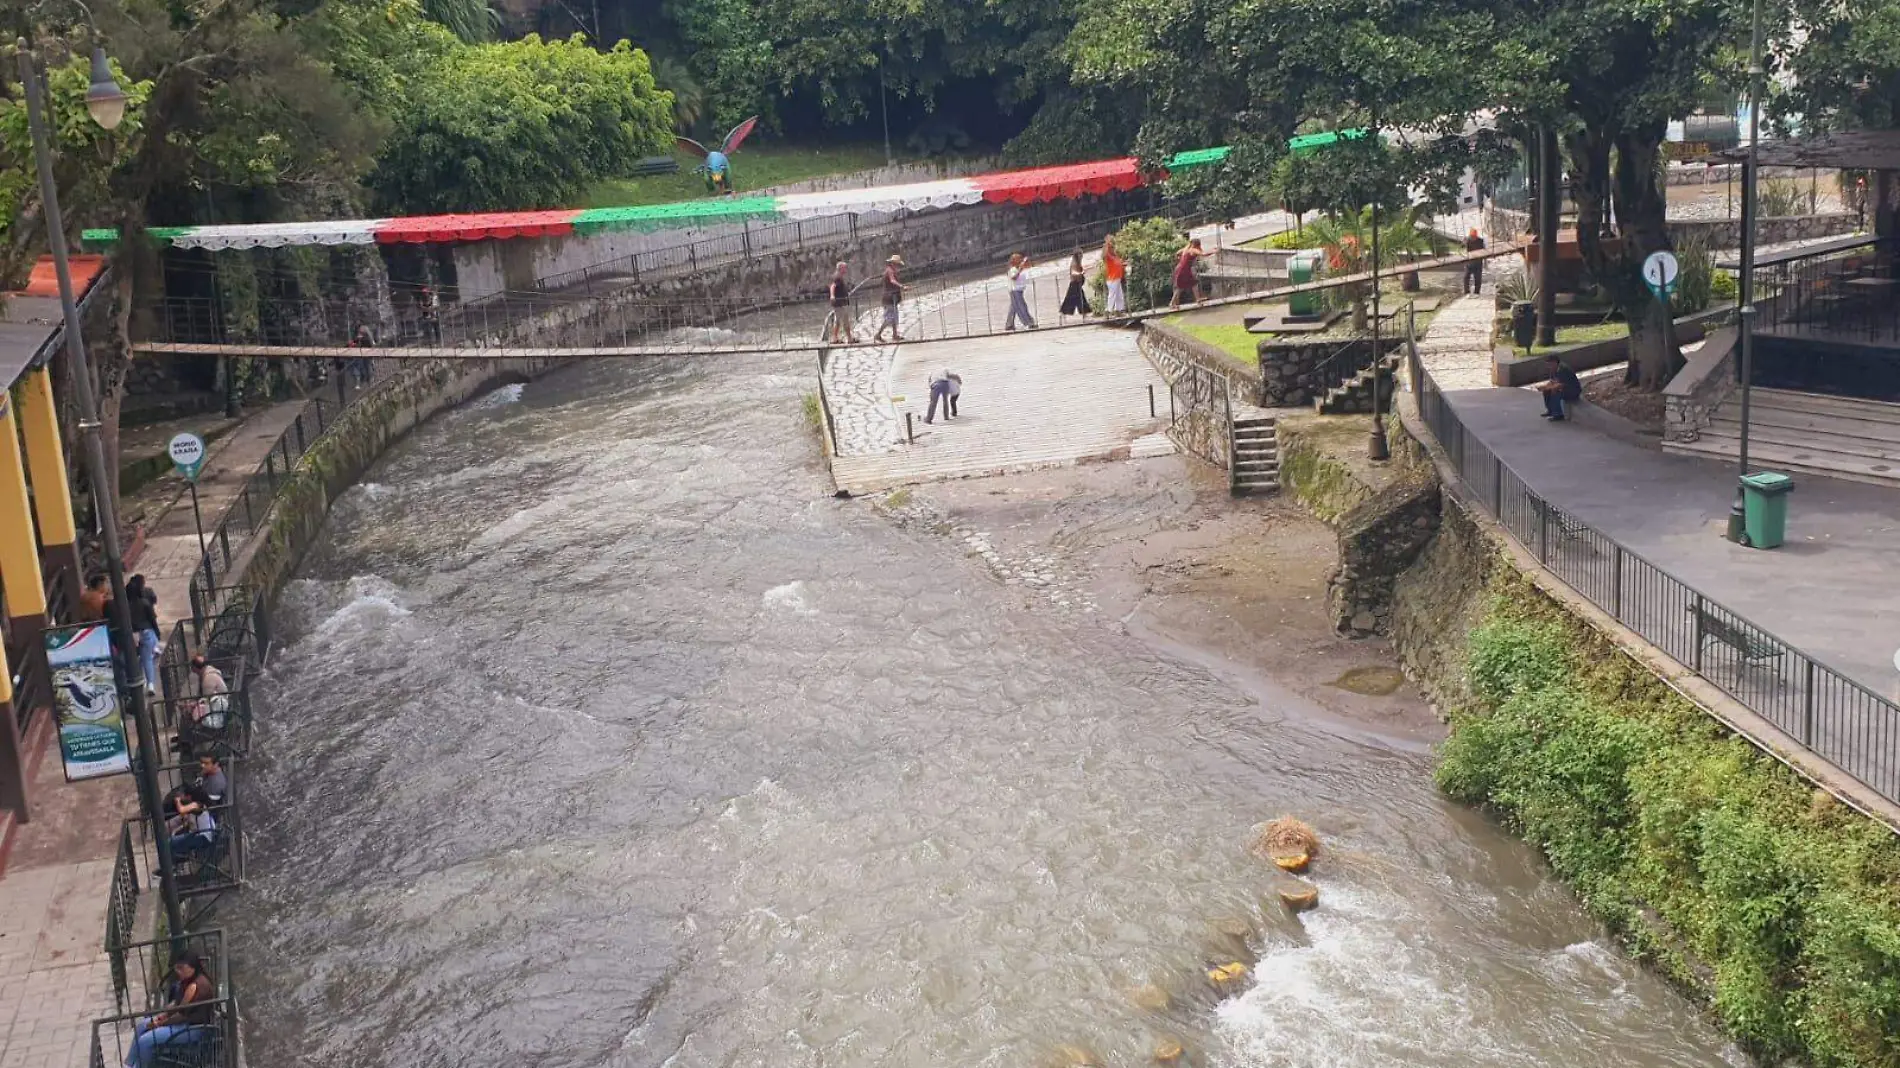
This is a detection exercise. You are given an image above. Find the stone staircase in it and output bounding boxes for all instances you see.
[1317,353,1401,415]
[1231,414,1280,495]
[1665,387,1900,487]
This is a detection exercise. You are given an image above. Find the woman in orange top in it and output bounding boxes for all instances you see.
[1102,236,1127,314]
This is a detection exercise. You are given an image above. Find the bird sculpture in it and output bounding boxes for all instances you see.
[676,116,760,196]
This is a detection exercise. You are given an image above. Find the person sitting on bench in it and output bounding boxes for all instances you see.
[124,951,216,1067]
[1537,355,1582,421]
[165,787,219,866]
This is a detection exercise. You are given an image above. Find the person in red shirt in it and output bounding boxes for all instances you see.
[1169,238,1207,310]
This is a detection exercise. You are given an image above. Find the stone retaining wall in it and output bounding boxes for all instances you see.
[1136,321,1254,470]
[1662,326,1739,444]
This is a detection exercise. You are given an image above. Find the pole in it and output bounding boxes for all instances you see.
[1535,127,1560,347]
[20,45,186,940]
[879,43,894,168]
[1369,178,1390,461]
[187,480,211,591]
[1728,0,1763,542]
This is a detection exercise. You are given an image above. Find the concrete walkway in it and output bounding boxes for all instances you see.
[1438,386,1900,698]
[1411,295,1900,699]
[0,388,344,1067]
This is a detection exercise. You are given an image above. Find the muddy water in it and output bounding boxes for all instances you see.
[235,353,1742,1068]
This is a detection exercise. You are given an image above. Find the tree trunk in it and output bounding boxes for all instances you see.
[1612,130,1682,389]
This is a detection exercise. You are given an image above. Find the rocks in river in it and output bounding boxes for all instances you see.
[1278,879,1320,912]
[1153,1037,1186,1063]
[1128,983,1172,1012]
[1049,1044,1102,1067]
[1250,816,1322,873]
[1205,961,1249,993]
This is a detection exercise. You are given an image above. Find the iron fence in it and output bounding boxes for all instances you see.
[92,928,238,1068]
[1414,364,1900,808]
[1748,235,1898,345]
[1165,357,1234,474]
[125,758,245,928]
[105,821,141,1009]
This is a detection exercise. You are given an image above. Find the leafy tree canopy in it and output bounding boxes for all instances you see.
[368,34,674,213]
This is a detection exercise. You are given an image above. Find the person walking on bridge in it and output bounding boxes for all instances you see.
[875,255,907,344]
[1005,253,1038,331]
[1169,238,1207,310]
[1463,228,1487,294]
[1059,251,1092,321]
[823,262,858,345]
[1102,236,1127,315]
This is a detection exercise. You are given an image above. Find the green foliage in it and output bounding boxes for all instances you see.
[1711,271,1739,302]
[1247,228,1316,251]
[1670,233,1715,315]
[1440,586,1900,1066]
[1757,178,1808,219]
[0,47,151,285]
[1776,0,1900,131]
[650,54,708,133]
[1101,216,1185,313]
[668,0,775,132]
[420,0,501,43]
[370,35,674,213]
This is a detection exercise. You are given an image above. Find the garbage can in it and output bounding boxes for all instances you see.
[1739,471,1794,549]
[1288,251,1325,318]
[1510,301,1537,350]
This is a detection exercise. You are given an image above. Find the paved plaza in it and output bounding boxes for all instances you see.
[1411,300,1900,701]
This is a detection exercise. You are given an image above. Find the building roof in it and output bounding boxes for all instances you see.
[2,255,109,390]
[1716,130,1900,171]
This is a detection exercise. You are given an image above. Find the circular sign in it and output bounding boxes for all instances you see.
[168,432,205,477]
[1642,250,1681,293]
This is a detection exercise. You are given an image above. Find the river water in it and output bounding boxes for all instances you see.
[236,352,1743,1068]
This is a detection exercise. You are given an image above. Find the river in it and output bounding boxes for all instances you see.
[234,352,1744,1068]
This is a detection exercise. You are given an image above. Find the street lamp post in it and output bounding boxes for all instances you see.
[1727,0,1764,542]
[17,30,187,939]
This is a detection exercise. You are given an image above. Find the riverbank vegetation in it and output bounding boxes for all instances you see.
[1437,580,1900,1067]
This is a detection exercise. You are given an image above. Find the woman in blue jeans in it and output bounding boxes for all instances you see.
[125,952,215,1067]
[126,575,161,696]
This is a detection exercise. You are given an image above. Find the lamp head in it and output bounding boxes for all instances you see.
[84,46,126,130]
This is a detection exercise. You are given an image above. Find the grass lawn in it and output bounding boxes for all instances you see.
[579,143,918,208]
[1520,320,1629,354]
[1175,321,1263,366]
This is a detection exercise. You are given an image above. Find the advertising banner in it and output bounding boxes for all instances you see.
[43,624,132,781]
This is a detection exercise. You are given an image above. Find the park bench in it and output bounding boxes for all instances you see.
[631,156,680,177]
[1688,602,1784,676]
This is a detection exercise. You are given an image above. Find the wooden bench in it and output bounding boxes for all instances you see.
[630,156,680,177]
[1688,603,1783,676]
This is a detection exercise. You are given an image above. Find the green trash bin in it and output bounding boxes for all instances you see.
[1288,250,1325,318]
[1739,471,1794,549]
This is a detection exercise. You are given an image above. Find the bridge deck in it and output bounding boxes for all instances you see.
[131,242,1526,361]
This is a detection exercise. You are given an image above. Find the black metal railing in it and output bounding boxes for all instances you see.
[90,994,239,1068]
[1164,356,1234,473]
[105,821,142,1009]
[102,927,230,1021]
[1413,362,1900,808]
[125,760,245,927]
[1751,236,1896,339]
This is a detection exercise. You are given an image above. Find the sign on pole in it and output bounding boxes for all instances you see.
[1642,250,1681,302]
[43,623,132,781]
[168,432,206,482]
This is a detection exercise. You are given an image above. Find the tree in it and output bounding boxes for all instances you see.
[1497,0,1741,387]
[1776,0,1900,130]
[369,35,674,213]
[1302,205,1434,328]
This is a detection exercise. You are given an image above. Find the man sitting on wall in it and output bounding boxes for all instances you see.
[1537,355,1583,421]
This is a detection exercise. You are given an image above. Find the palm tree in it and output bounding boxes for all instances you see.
[421,0,502,43]
[1302,205,1431,329]
[650,55,707,134]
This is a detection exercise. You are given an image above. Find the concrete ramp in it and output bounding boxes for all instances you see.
[828,327,1173,493]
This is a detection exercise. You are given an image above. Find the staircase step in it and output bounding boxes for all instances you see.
[1235,460,1279,471]
[1747,388,1900,426]
[1233,417,1278,428]
[1667,434,1900,486]
[1712,407,1900,446]
[1703,422,1900,463]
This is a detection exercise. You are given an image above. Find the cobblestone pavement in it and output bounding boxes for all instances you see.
[1412,294,1499,391]
[0,860,120,1068]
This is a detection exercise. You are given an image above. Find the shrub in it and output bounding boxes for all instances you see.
[1671,234,1716,316]
[1440,589,1900,1066]
[1098,216,1187,313]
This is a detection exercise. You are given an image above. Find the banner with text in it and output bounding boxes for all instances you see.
[44,624,132,781]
